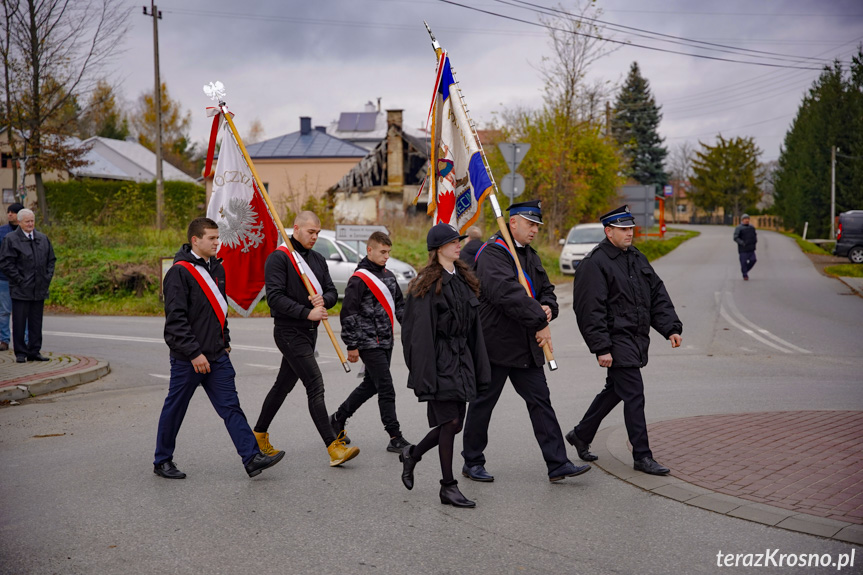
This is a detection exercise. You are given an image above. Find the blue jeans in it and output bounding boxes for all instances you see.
[0,280,10,344]
[154,353,259,466]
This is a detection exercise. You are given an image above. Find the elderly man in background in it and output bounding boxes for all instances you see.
[0,202,25,351]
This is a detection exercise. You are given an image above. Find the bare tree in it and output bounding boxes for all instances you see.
[2,0,129,223]
[667,141,694,222]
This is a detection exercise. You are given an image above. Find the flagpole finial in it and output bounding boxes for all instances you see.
[203,81,226,104]
[424,21,440,51]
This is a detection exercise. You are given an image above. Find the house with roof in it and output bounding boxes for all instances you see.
[205,116,367,218]
[328,100,428,152]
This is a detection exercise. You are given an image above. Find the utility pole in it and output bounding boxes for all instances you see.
[143,2,164,229]
[831,145,836,239]
[605,101,611,137]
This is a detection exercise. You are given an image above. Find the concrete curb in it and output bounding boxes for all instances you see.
[838,276,863,296]
[0,359,110,402]
[591,424,863,545]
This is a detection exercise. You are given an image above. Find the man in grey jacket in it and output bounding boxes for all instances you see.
[0,209,55,362]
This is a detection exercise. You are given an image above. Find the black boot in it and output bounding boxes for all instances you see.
[439,480,476,508]
[399,445,420,490]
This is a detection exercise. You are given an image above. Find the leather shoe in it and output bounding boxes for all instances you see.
[27,354,50,361]
[0,341,8,351]
[245,450,285,477]
[548,460,591,482]
[565,428,598,461]
[440,480,475,508]
[461,463,494,482]
[154,461,186,479]
[634,456,670,476]
[399,445,420,490]
[15,355,26,363]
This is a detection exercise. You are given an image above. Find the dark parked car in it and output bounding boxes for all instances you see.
[833,210,863,264]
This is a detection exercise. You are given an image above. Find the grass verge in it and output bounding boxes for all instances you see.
[824,264,863,278]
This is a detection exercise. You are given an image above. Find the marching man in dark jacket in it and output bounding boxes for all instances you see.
[154,217,284,479]
[252,211,359,467]
[733,213,757,280]
[462,200,590,483]
[565,205,682,476]
[330,231,411,453]
[0,208,55,362]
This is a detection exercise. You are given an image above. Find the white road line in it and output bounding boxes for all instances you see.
[149,374,170,379]
[44,331,282,354]
[245,363,279,370]
[723,292,811,354]
[715,292,794,354]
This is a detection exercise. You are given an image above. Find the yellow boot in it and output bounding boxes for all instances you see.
[254,431,283,457]
[328,431,359,467]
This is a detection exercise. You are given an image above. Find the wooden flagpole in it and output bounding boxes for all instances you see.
[424,23,557,370]
[218,103,351,373]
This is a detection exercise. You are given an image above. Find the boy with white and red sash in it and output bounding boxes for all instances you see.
[252,211,360,467]
[154,217,285,479]
[330,231,411,453]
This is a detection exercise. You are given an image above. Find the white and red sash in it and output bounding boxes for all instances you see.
[175,261,228,333]
[353,269,396,328]
[277,245,323,295]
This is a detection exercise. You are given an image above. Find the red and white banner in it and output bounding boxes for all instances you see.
[353,269,395,327]
[206,116,278,316]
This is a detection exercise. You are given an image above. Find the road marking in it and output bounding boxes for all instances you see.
[715,292,810,354]
[149,374,170,379]
[722,292,811,354]
[245,363,279,370]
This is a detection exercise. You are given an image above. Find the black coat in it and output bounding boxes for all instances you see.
[163,245,230,362]
[0,227,56,300]
[340,256,405,351]
[473,232,558,368]
[265,237,338,329]
[401,271,491,402]
[572,238,682,368]
[733,223,757,253]
[459,238,484,264]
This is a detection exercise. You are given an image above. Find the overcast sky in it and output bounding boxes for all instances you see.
[111,0,863,163]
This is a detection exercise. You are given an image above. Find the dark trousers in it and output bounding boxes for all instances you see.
[463,363,569,473]
[739,251,756,277]
[335,347,401,437]
[255,325,335,447]
[12,298,43,358]
[153,354,259,466]
[575,367,652,461]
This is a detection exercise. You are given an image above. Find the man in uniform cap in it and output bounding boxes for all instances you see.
[565,205,682,475]
[462,200,591,483]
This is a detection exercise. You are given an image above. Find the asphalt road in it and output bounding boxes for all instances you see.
[1,225,861,574]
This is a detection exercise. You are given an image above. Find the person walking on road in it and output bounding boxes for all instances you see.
[0,202,24,352]
[399,223,491,508]
[565,205,683,476]
[0,208,55,363]
[330,231,411,453]
[733,214,757,280]
[462,200,590,483]
[252,211,359,467]
[154,217,284,479]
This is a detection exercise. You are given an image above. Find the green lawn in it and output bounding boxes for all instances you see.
[824,264,863,278]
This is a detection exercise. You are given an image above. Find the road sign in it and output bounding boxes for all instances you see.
[663,185,673,197]
[500,173,526,200]
[497,143,530,173]
[335,225,389,241]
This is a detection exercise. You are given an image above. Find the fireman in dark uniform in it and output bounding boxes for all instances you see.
[462,200,591,483]
[565,205,682,476]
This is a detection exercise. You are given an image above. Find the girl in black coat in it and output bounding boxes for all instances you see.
[399,224,491,508]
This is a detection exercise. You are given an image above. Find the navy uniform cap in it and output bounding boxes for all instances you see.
[507,200,543,224]
[427,223,468,251]
[600,205,636,228]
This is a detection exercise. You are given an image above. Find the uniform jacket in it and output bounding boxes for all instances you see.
[401,270,491,402]
[0,222,18,281]
[733,223,757,253]
[163,244,230,362]
[340,256,405,351]
[473,230,558,368]
[0,227,56,300]
[265,236,338,329]
[573,238,682,368]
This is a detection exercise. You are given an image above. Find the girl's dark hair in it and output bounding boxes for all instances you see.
[408,249,481,298]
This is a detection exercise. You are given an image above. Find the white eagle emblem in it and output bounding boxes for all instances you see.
[216,197,265,253]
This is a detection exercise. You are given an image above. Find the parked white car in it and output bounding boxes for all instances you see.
[559,223,606,275]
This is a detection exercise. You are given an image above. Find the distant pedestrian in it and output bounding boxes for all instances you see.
[331,231,411,453]
[0,208,55,363]
[399,223,491,508]
[733,214,757,280]
[565,205,682,476]
[0,202,24,352]
[153,217,284,479]
[459,225,483,264]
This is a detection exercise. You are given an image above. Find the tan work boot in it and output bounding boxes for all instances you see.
[254,431,283,457]
[328,431,359,467]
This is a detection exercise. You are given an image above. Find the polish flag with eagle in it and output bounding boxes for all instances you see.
[203,109,278,316]
[423,52,493,233]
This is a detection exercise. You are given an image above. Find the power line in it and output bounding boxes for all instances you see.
[666,113,794,140]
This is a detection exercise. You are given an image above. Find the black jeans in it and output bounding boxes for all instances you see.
[255,325,335,447]
[12,298,43,358]
[335,347,401,437]
[739,251,756,277]
[575,366,651,461]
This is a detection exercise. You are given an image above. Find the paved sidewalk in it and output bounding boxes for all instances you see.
[0,350,110,402]
[591,410,863,544]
